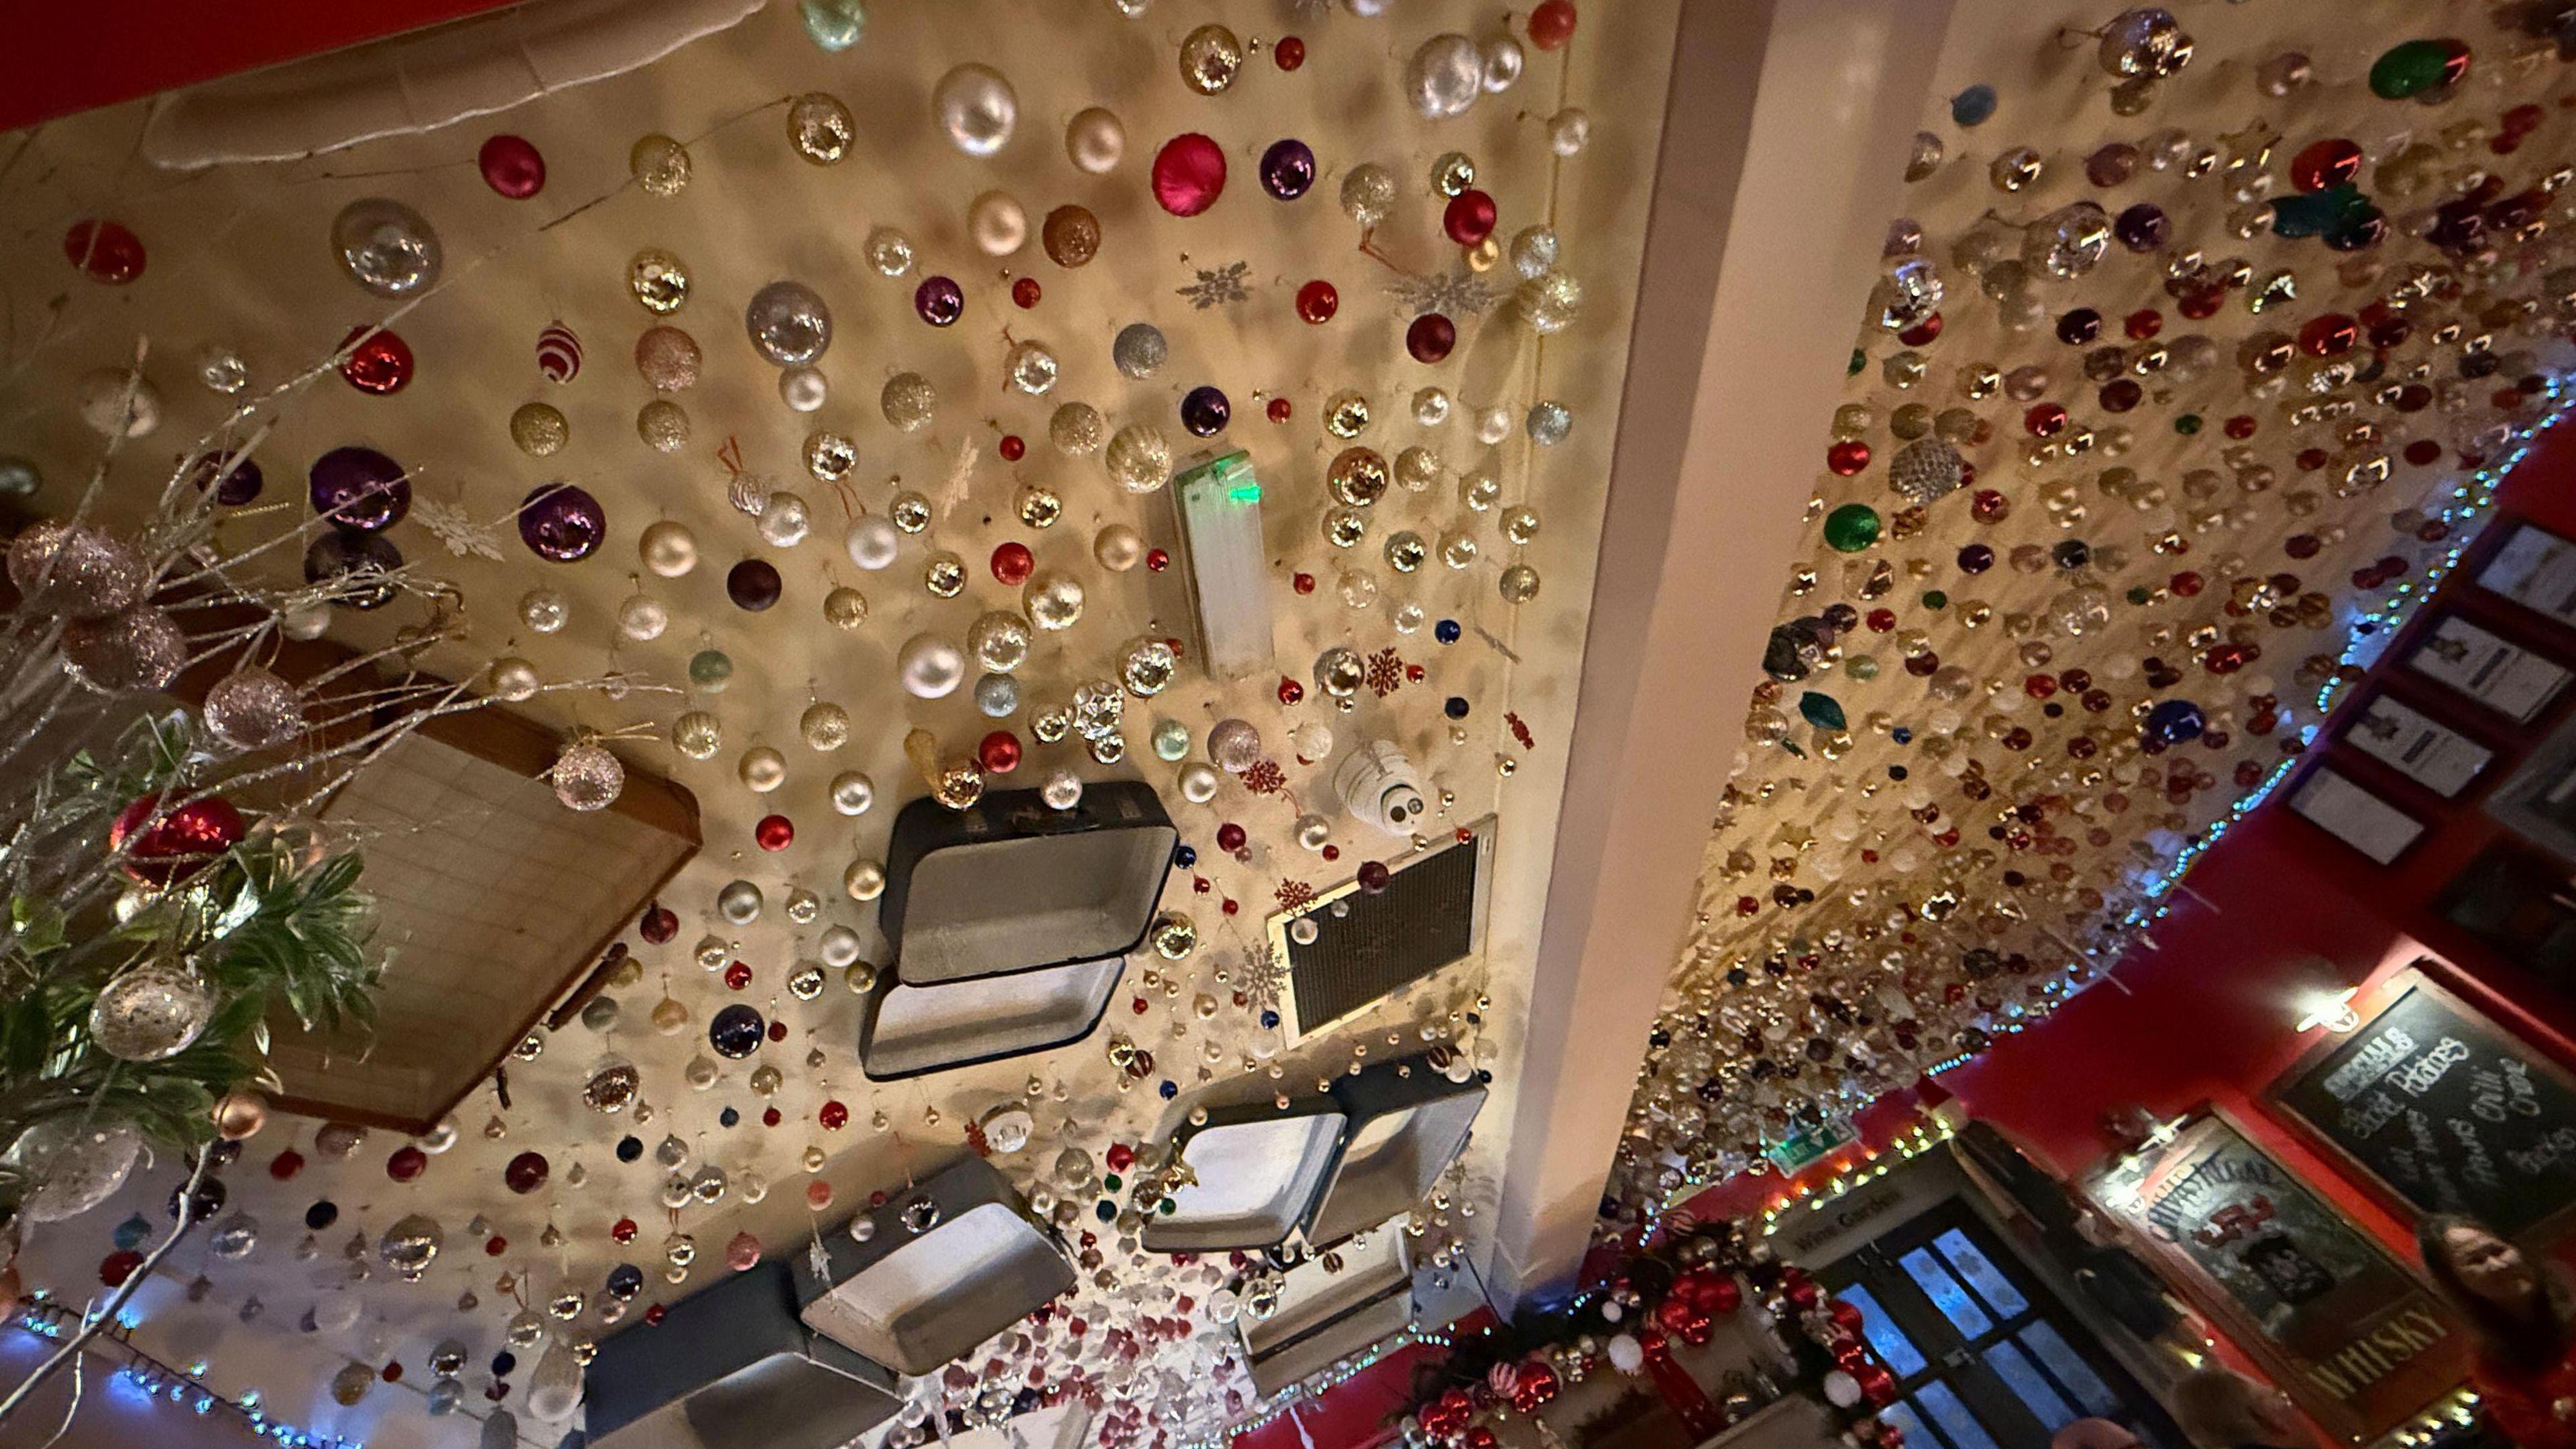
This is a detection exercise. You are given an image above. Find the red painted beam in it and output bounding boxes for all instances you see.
[1,0,527,135]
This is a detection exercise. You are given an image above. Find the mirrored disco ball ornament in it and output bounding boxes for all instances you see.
[551,741,625,812]
[745,280,833,366]
[331,198,441,298]
[2023,202,2112,280]
[89,963,216,1061]
[1887,437,1967,504]
[1868,256,1943,331]
[380,1213,445,1281]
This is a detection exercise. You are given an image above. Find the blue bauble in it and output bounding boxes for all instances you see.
[2143,698,2206,747]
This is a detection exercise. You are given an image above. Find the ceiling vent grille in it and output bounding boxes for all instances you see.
[1271,819,1490,1041]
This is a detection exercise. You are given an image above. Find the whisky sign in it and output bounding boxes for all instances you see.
[2111,1114,2470,1445]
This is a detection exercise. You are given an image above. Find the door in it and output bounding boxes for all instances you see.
[1819,1199,2176,1449]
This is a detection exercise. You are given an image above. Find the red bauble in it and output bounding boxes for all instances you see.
[1528,0,1578,49]
[2289,138,2362,194]
[818,1099,849,1130]
[339,325,414,394]
[640,903,678,943]
[111,794,248,885]
[386,1146,428,1182]
[1295,279,1339,323]
[1826,439,1871,475]
[268,1149,305,1181]
[1406,313,1457,364]
[101,1250,145,1287]
[755,814,794,851]
[1443,190,1498,247]
[991,541,1036,585]
[1508,1358,1561,1413]
[503,1150,549,1194]
[998,433,1027,462]
[1275,36,1306,70]
[1698,1275,1743,1315]
[1266,397,1293,423]
[1421,1389,1474,1437]
[1464,1430,1499,1449]
[478,135,547,199]
[1827,1296,1866,1334]
[1151,133,1228,217]
[645,1303,667,1326]
[1854,1361,1898,1407]
[64,220,146,284]
[978,731,1023,774]
[1012,277,1042,309]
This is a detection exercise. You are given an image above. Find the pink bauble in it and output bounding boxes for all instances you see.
[1151,133,1227,217]
[478,135,546,199]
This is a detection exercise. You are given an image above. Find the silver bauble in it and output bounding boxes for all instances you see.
[551,741,625,812]
[89,963,215,1061]
[932,64,1018,156]
[9,1118,142,1222]
[745,280,833,366]
[7,521,146,619]
[379,1213,444,1281]
[1403,35,1485,119]
[331,197,442,298]
[205,667,305,749]
[62,606,186,693]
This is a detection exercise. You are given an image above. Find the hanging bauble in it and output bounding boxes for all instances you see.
[1150,134,1227,217]
[111,793,248,883]
[214,1091,268,1140]
[379,1214,444,1281]
[519,483,605,562]
[798,0,865,49]
[478,133,545,197]
[2369,38,2471,99]
[2098,9,2191,78]
[305,531,402,611]
[526,1339,584,1421]
[64,218,146,283]
[969,191,1028,256]
[331,197,441,298]
[2021,201,2112,280]
[188,449,262,505]
[932,64,1018,156]
[509,401,568,456]
[503,1151,549,1195]
[633,325,702,392]
[745,280,833,366]
[1404,35,1485,118]
[329,1360,377,1407]
[6,521,146,619]
[898,634,966,698]
[2143,698,2206,747]
[1042,205,1102,268]
[1025,572,1085,630]
[89,963,216,1061]
[787,91,855,164]
[535,322,583,381]
[550,740,625,812]
[76,368,158,439]
[308,445,412,531]
[709,1004,766,1059]
[1067,107,1125,173]
[1888,437,1967,504]
[639,519,698,578]
[10,1119,142,1222]
[726,558,784,611]
[1106,423,1173,491]
[1113,323,1168,379]
[205,667,305,750]
[881,371,938,431]
[210,1212,260,1260]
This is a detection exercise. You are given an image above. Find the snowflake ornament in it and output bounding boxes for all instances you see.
[1387,267,1499,317]
[413,498,506,560]
[1365,647,1406,698]
[1177,260,1250,309]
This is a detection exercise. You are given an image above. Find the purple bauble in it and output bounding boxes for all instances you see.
[303,531,402,610]
[1258,139,1316,201]
[519,483,605,561]
[1179,384,1230,437]
[2113,203,2169,252]
[727,558,783,611]
[914,276,964,327]
[189,451,263,506]
[307,445,411,532]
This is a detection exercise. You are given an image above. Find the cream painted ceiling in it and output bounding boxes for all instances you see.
[0,1,1679,1445]
[1621,0,2576,1207]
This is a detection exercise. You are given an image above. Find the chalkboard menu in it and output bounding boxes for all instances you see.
[2270,965,2576,1241]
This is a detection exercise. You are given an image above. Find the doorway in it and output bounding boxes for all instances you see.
[1818,1198,2179,1449]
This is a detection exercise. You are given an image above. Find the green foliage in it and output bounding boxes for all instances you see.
[0,708,382,1220]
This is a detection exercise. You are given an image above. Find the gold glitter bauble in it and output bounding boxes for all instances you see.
[630,135,692,197]
[787,92,855,164]
[633,326,702,392]
[1179,24,1243,93]
[1325,390,1372,438]
[510,402,568,456]
[1050,402,1106,455]
[627,249,690,313]
[1042,205,1102,268]
[637,399,690,452]
[800,702,851,751]
[882,372,937,433]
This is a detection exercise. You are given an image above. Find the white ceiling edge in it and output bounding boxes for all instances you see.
[141,0,764,170]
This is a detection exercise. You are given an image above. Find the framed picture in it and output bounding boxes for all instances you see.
[2098,1113,2471,1446]
[2343,694,2493,799]
[2484,703,2576,867]
[2268,963,2576,1245]
[2477,521,2576,628]
[2405,614,2571,723]
[2288,768,2425,865]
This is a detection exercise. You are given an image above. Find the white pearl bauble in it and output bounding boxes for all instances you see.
[1093,524,1144,572]
[639,520,698,578]
[780,366,828,412]
[844,859,887,901]
[1177,762,1220,804]
[846,517,900,570]
[897,634,965,698]
[617,594,668,642]
[932,64,1018,156]
[969,191,1028,256]
[487,657,541,702]
[757,491,812,547]
[818,925,863,968]
[830,771,875,816]
[739,745,787,792]
[1065,107,1125,174]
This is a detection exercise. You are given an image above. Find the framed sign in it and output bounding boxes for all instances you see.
[2477,522,2576,628]
[2269,964,2576,1244]
[2405,614,2571,724]
[2343,694,2493,800]
[2104,1114,2469,1446]
[2288,768,2425,865]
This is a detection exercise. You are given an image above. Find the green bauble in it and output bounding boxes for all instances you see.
[1823,504,1882,553]
[798,0,865,51]
[688,649,734,692]
[1797,692,1847,731]
[2367,38,2468,101]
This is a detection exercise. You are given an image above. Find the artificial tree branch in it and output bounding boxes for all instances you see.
[0,1144,214,1430]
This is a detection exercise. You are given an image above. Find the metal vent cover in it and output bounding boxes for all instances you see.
[1270,819,1491,1040]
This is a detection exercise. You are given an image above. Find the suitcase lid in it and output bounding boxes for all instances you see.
[880,782,1176,987]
